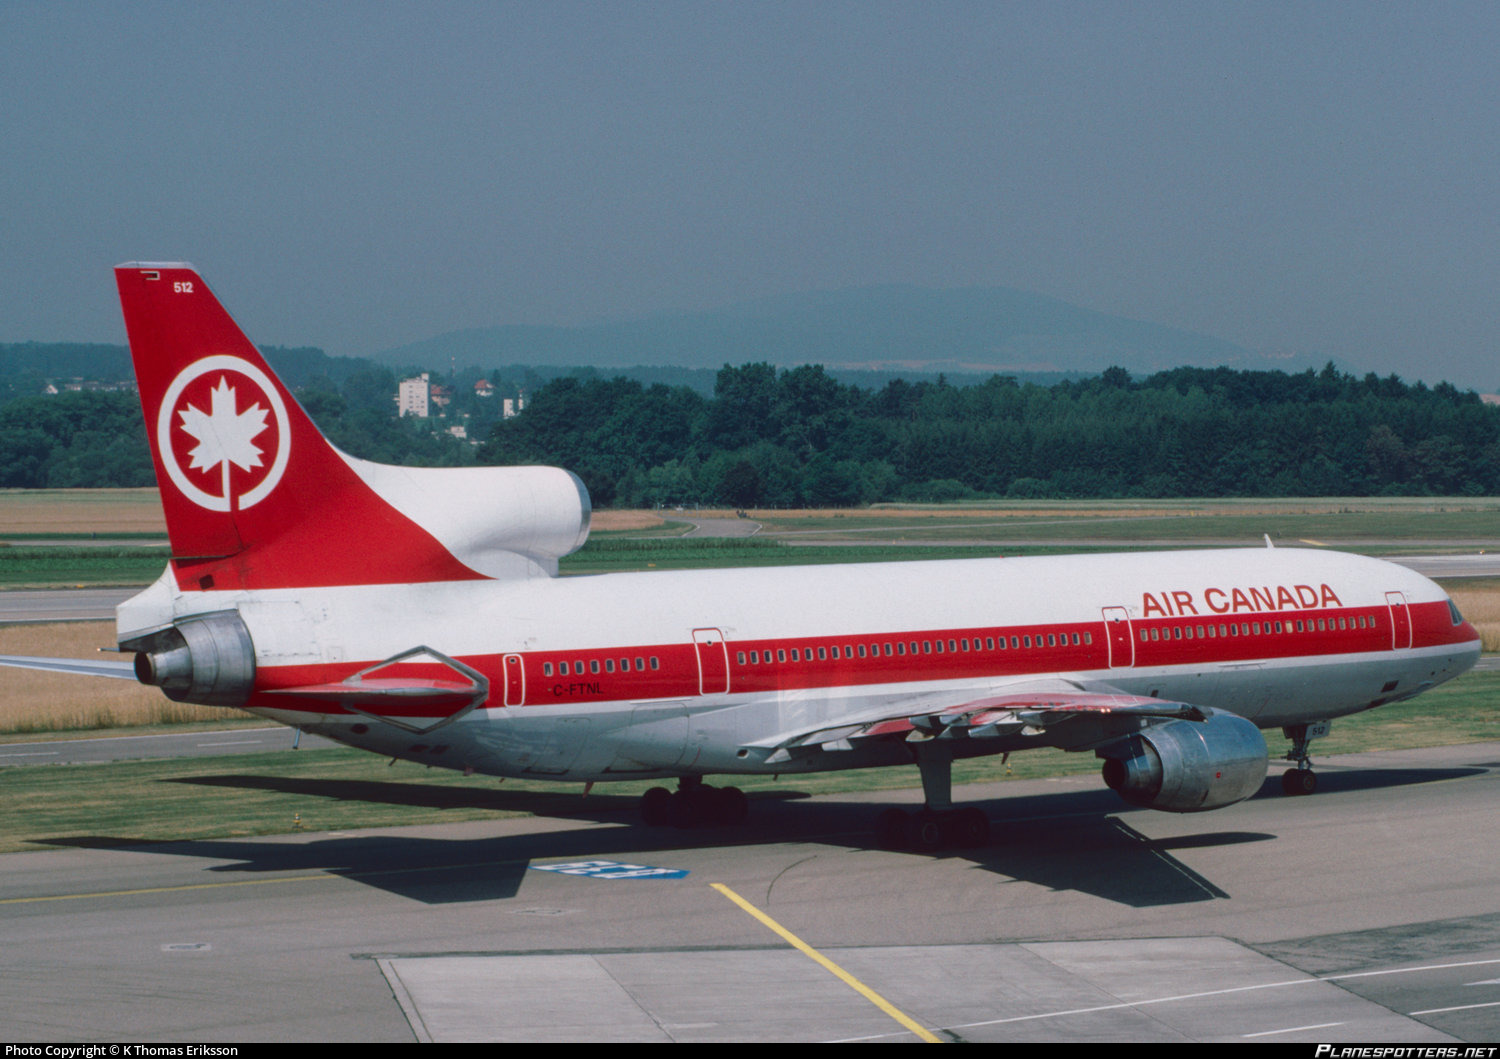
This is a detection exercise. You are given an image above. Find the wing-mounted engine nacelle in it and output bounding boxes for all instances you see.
[1098,708,1267,813]
[122,611,256,707]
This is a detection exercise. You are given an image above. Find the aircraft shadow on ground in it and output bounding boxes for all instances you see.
[1249,765,1485,797]
[33,762,1484,907]
[36,785,1264,908]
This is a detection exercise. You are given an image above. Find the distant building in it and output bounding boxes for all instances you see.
[398,373,430,417]
[474,379,495,398]
[43,378,136,395]
[1481,394,1500,407]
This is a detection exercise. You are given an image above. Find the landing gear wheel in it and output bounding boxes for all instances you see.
[952,807,990,848]
[912,812,947,852]
[1281,768,1318,795]
[712,786,749,825]
[641,786,673,825]
[669,788,709,828]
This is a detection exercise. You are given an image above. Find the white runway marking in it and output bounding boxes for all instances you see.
[1242,1021,1344,1038]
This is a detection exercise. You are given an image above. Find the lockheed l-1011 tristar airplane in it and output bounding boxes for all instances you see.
[0,264,1482,850]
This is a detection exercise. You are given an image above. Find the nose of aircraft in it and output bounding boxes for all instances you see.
[1442,600,1484,681]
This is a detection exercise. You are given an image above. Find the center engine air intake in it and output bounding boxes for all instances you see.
[124,611,256,707]
[1098,708,1268,812]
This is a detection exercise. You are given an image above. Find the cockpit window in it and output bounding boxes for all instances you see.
[1449,600,1465,625]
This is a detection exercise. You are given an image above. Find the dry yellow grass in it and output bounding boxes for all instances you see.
[0,489,166,536]
[1449,583,1500,654]
[0,621,226,732]
[590,510,666,531]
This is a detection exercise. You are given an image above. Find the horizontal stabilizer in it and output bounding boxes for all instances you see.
[0,654,139,680]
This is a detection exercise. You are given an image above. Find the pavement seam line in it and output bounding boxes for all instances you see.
[0,872,337,904]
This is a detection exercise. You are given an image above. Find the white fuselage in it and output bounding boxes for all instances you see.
[120,546,1481,784]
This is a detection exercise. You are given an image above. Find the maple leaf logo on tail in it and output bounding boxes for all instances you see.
[157,355,292,513]
[178,377,271,507]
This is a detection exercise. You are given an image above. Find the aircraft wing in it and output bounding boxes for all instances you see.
[740,678,1206,764]
[0,654,139,679]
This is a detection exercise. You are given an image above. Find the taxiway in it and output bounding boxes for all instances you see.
[3,741,1499,1042]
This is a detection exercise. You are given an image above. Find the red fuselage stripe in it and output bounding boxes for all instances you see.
[248,599,1477,718]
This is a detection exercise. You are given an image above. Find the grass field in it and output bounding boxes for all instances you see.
[0,622,234,732]
[0,488,166,536]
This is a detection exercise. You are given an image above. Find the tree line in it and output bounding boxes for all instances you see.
[477,362,1500,506]
[1,360,1496,502]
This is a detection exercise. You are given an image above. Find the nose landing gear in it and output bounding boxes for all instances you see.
[1280,722,1329,796]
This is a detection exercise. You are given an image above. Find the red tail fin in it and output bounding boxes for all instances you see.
[116,262,489,591]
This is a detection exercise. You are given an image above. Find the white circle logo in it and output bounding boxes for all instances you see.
[157,355,291,512]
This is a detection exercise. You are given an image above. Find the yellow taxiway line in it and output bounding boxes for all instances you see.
[711,881,942,1043]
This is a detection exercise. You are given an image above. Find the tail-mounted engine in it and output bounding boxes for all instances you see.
[1098,708,1267,813]
[122,611,256,707]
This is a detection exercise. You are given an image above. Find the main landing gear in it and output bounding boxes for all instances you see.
[875,744,990,852]
[640,776,749,828]
[1280,722,1329,796]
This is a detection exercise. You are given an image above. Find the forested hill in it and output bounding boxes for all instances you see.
[0,342,364,401]
[479,363,1500,506]
[375,284,1262,376]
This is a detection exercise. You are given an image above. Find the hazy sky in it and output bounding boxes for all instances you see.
[3,2,1498,386]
